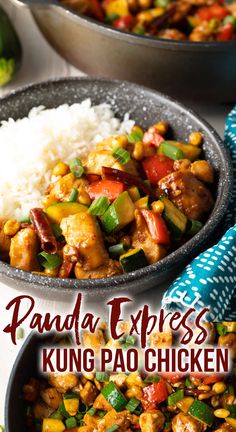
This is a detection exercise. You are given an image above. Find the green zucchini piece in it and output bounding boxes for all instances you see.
[135,196,149,209]
[168,389,184,406]
[188,400,214,427]
[128,186,140,202]
[101,381,127,412]
[101,191,135,234]
[120,248,148,272]
[186,219,203,236]
[0,6,22,86]
[46,202,88,224]
[160,196,187,239]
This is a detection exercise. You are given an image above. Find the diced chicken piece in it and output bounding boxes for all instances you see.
[77,428,93,432]
[61,212,108,270]
[48,173,75,202]
[74,259,122,279]
[93,393,113,411]
[139,410,165,432]
[85,149,138,176]
[110,373,128,389]
[159,170,214,220]
[49,373,79,393]
[95,136,128,151]
[170,1,192,22]
[149,331,172,348]
[9,227,39,271]
[189,22,213,42]
[218,333,236,358]
[40,387,62,410]
[214,424,235,432]
[83,413,100,428]
[97,409,139,431]
[82,329,105,352]
[0,218,11,260]
[33,402,54,420]
[158,28,186,40]
[131,209,167,264]
[172,413,205,432]
[80,381,98,405]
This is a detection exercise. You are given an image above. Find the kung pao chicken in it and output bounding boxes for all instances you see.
[61,0,236,41]
[0,122,215,279]
[23,322,236,432]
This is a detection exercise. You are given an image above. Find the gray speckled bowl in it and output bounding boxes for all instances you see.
[0,77,233,300]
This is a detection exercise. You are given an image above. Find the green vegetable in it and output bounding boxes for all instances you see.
[186,219,203,236]
[144,375,160,384]
[162,140,201,162]
[135,196,149,209]
[128,186,140,202]
[52,223,63,239]
[188,400,214,427]
[38,252,62,270]
[105,13,119,23]
[95,372,110,382]
[106,426,119,432]
[64,393,79,400]
[185,377,196,388]
[0,6,22,86]
[222,322,236,332]
[109,243,127,258]
[128,130,144,143]
[126,398,140,412]
[59,402,70,418]
[18,216,31,224]
[168,389,184,406]
[160,196,187,239]
[133,26,145,34]
[120,248,148,272]
[87,407,97,416]
[225,384,235,395]
[120,335,136,349]
[215,323,227,336]
[50,411,63,420]
[101,381,127,412]
[158,141,184,160]
[69,158,84,178]
[46,202,87,224]
[226,405,236,419]
[112,147,131,165]
[224,15,236,29]
[89,196,110,217]
[155,0,170,6]
[65,417,77,429]
[68,188,78,202]
[101,191,135,234]
[97,410,107,418]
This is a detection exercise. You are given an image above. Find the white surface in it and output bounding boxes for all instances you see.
[0,0,234,426]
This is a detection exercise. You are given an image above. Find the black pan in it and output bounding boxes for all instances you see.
[11,0,236,102]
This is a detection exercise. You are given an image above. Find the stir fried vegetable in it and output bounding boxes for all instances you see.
[0,120,215,279]
[60,0,236,41]
[23,323,236,432]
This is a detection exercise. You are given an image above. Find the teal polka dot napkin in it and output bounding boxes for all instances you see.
[162,106,236,321]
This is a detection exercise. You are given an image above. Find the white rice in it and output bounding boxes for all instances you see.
[0,99,134,220]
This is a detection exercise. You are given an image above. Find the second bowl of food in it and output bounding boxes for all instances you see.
[0,77,232,299]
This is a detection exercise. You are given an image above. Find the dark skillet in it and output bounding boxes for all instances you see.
[12,0,236,103]
[0,77,233,300]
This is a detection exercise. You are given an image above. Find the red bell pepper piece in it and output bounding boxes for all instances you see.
[141,209,170,245]
[90,0,105,21]
[198,3,229,20]
[143,129,165,147]
[141,379,168,411]
[142,154,174,185]
[203,374,224,385]
[161,372,185,384]
[87,174,101,183]
[88,179,125,202]
[217,22,234,41]
[113,15,135,30]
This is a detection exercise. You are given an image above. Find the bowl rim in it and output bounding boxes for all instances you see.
[0,76,233,293]
[29,0,236,50]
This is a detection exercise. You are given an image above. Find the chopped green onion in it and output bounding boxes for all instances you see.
[128,130,144,143]
[186,219,203,236]
[134,406,143,415]
[106,426,119,432]
[134,26,145,35]
[64,392,79,400]
[144,375,160,384]
[105,13,119,23]
[18,216,31,224]
[112,147,131,165]
[89,196,110,216]
[52,223,63,239]
[97,410,107,418]
[38,252,62,270]
[159,141,184,160]
[125,398,140,412]
[69,188,79,202]
[87,407,97,416]
[168,389,184,406]
[69,158,84,178]
[185,377,196,388]
[216,323,227,336]
[76,413,84,420]
[95,372,110,382]
[108,243,127,258]
[65,417,77,429]
[16,327,24,340]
